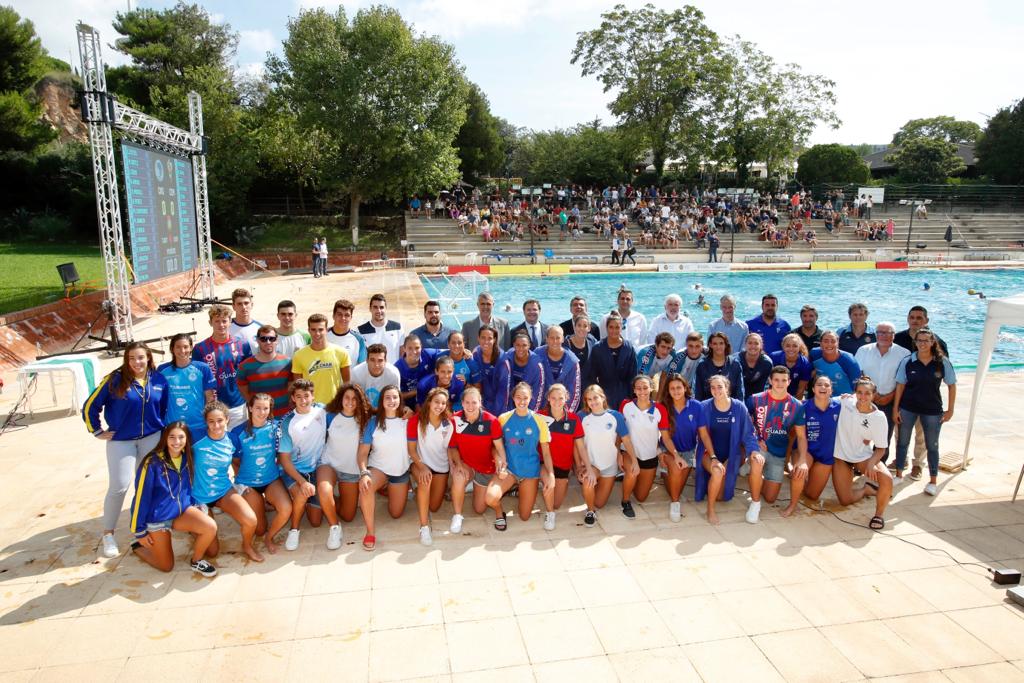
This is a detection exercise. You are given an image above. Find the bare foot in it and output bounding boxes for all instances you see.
[244,545,265,563]
[779,505,797,518]
[707,509,720,526]
[264,534,278,554]
[861,486,878,498]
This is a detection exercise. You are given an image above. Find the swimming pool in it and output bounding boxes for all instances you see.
[421,269,1024,369]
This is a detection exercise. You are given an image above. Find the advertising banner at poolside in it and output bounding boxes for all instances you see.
[658,263,732,273]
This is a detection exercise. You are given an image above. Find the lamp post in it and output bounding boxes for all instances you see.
[899,198,932,257]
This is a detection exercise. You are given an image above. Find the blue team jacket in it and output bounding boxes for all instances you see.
[129,454,195,537]
[82,369,168,440]
[694,398,760,502]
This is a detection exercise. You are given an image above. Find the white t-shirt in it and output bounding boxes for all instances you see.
[619,401,668,461]
[835,396,889,464]
[322,413,361,474]
[275,330,311,359]
[357,320,405,363]
[327,328,366,365]
[408,414,454,472]
[581,410,629,471]
[280,406,328,474]
[230,320,261,349]
[349,362,401,407]
[362,416,411,476]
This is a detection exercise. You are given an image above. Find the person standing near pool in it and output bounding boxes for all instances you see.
[601,287,648,347]
[462,292,511,351]
[229,288,262,350]
[694,332,745,401]
[291,313,351,406]
[837,303,876,355]
[494,332,544,413]
[736,332,773,399]
[770,333,813,399]
[587,312,638,410]
[535,326,582,412]
[647,293,693,350]
[707,294,749,353]
[559,296,601,340]
[795,305,823,351]
[411,299,455,351]
[809,331,862,396]
[327,299,367,365]
[274,300,311,360]
[854,322,909,463]
[746,294,791,355]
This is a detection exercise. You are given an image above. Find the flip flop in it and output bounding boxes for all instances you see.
[362,534,376,551]
[494,513,507,531]
[869,516,885,530]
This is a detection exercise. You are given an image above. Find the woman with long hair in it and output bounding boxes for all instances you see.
[472,325,503,414]
[230,393,293,554]
[769,333,812,398]
[579,384,639,525]
[357,386,412,550]
[834,378,894,529]
[318,383,374,548]
[801,375,842,504]
[694,332,744,401]
[658,374,702,522]
[129,422,218,577]
[537,383,587,520]
[407,387,454,545]
[619,375,680,517]
[83,342,169,558]
[157,333,215,441]
[494,382,556,530]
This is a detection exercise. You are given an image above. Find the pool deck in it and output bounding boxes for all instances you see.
[1,268,1024,682]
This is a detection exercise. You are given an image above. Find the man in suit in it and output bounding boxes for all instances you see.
[509,299,549,351]
[461,291,511,350]
[559,295,601,340]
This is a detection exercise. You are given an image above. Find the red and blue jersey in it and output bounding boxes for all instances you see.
[746,391,805,457]
[193,336,251,408]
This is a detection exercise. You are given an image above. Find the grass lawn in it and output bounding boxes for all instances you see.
[246,219,399,252]
[0,243,106,315]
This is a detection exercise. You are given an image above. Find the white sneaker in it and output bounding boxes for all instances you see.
[326,524,342,550]
[892,476,904,487]
[669,501,682,522]
[285,528,300,551]
[924,482,938,496]
[739,461,751,476]
[101,533,119,558]
[543,512,556,531]
[450,514,464,534]
[419,525,433,546]
[746,500,762,524]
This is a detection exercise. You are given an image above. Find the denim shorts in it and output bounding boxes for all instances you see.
[678,449,696,468]
[282,470,316,490]
[371,467,410,485]
[763,453,787,483]
[146,519,174,533]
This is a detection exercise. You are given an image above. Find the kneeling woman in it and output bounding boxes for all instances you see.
[801,376,842,504]
[579,385,639,526]
[495,382,556,531]
[229,394,293,554]
[192,402,263,562]
[537,383,587,521]
[620,375,681,519]
[129,422,218,577]
[407,387,455,546]
[319,384,374,549]
[833,377,893,530]
[357,386,411,550]
[694,376,761,525]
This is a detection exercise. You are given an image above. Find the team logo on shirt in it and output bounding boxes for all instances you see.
[477,424,486,433]
[563,422,570,430]
[307,359,333,374]
[256,457,266,466]
[525,427,533,435]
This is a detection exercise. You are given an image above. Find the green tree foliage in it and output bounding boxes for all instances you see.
[0,6,46,92]
[886,138,966,182]
[268,6,467,244]
[506,123,631,187]
[0,90,53,151]
[572,3,723,180]
[891,116,982,146]
[976,99,1024,184]
[796,144,870,185]
[455,83,503,184]
[254,95,335,213]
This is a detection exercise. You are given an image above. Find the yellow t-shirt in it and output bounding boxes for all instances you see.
[291,344,350,404]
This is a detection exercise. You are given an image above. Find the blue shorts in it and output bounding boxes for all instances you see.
[282,469,316,490]
[146,519,174,533]
[678,449,696,468]
[810,449,835,466]
[369,467,410,485]
[763,453,787,483]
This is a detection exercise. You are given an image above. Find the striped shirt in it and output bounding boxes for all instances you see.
[236,354,292,416]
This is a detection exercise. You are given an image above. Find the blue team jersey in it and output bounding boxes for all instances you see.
[192,435,237,504]
[442,352,482,385]
[230,421,282,487]
[809,349,861,396]
[668,398,707,452]
[193,337,251,408]
[395,350,438,407]
[746,316,792,354]
[802,398,841,465]
[498,410,551,479]
[746,391,806,457]
[158,360,216,439]
[278,406,330,474]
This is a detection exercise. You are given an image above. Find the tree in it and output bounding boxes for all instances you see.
[572,3,724,180]
[796,144,869,185]
[269,6,467,244]
[0,6,46,92]
[455,83,503,184]
[891,116,982,146]
[886,137,966,183]
[255,97,335,213]
[977,99,1024,184]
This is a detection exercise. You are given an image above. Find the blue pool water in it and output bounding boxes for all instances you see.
[421,269,1024,369]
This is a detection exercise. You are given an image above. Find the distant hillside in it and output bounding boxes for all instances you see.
[33,74,88,145]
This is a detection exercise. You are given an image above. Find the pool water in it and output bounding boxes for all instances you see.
[421,269,1024,369]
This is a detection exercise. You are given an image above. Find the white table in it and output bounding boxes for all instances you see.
[17,355,101,416]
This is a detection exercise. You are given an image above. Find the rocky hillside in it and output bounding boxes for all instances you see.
[34,75,88,145]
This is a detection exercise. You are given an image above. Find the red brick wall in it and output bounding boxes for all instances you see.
[240,250,406,269]
[0,261,247,371]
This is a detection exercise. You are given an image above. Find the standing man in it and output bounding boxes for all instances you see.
[193,304,252,429]
[291,313,351,405]
[411,300,454,350]
[746,294,791,355]
[837,303,876,355]
[855,322,910,463]
[357,293,405,363]
[350,343,401,407]
[461,292,511,350]
[707,294,748,353]
[893,305,948,480]
[601,287,648,348]
[327,299,367,365]
[236,324,293,417]
[318,237,329,277]
[274,299,311,359]
[795,305,823,351]
[311,237,322,278]
[229,288,262,349]
[647,293,693,351]
[509,299,549,351]
[559,296,600,340]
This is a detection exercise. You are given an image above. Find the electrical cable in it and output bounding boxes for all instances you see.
[0,374,36,436]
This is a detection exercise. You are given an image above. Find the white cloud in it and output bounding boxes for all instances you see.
[9,0,130,68]
[238,28,278,55]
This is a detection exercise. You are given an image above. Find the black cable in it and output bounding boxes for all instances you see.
[0,374,36,436]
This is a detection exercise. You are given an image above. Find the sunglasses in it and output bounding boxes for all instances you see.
[258,336,278,343]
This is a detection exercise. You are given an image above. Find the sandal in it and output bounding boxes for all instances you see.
[494,513,507,532]
[362,534,376,551]
[869,516,885,530]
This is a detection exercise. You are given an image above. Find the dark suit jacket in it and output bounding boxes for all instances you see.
[509,321,550,350]
[461,315,511,350]
[560,318,601,340]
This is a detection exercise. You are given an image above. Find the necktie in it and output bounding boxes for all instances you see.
[531,325,538,347]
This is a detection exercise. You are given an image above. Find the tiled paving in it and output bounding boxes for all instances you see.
[1,269,1023,681]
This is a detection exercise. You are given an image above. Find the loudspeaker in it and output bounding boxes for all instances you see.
[57,262,80,287]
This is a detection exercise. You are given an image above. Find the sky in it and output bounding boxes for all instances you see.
[12,0,1024,146]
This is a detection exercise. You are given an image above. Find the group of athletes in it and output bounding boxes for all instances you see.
[82,285,956,578]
